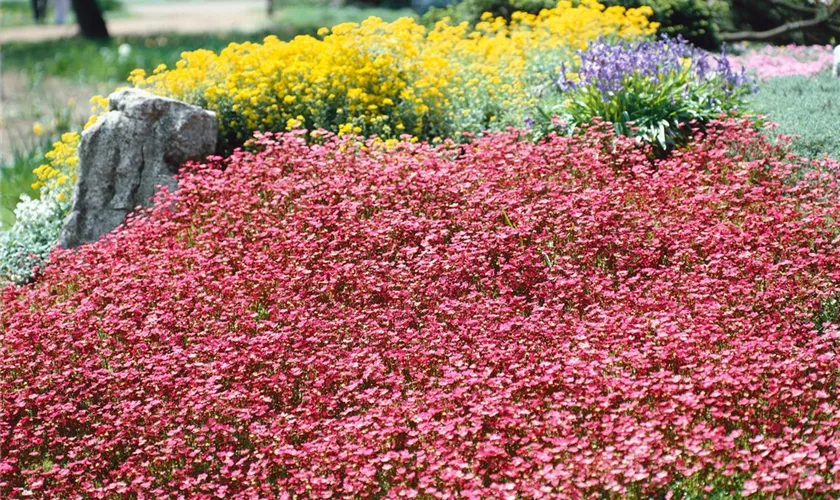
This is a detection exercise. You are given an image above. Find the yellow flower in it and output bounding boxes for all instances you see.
[338,122,354,135]
[89,95,109,109]
[286,116,305,130]
[32,122,44,136]
[30,133,80,205]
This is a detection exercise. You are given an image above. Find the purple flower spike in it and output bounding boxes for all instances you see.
[560,36,751,100]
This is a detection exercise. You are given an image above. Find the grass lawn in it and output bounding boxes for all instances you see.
[1,32,274,84]
[0,5,416,84]
[0,144,49,229]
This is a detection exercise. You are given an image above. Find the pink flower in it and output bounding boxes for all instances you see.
[742,479,760,496]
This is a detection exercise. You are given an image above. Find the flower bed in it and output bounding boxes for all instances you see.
[728,44,835,80]
[3,121,840,497]
[128,0,656,148]
[3,0,669,285]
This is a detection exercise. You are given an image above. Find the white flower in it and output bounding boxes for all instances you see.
[118,43,132,60]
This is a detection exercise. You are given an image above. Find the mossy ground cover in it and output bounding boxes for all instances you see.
[747,71,840,160]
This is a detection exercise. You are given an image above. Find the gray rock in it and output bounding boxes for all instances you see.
[60,88,217,248]
[835,45,840,77]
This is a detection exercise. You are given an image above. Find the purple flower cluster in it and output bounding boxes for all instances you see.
[557,36,749,97]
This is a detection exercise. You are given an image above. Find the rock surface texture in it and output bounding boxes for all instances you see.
[60,88,217,248]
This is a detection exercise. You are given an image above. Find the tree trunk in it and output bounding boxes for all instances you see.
[71,0,110,40]
[32,0,48,23]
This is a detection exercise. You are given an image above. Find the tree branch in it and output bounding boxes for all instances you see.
[721,1,840,42]
[766,0,816,16]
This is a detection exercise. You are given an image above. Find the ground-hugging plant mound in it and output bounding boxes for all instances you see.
[3,122,840,498]
[748,72,840,161]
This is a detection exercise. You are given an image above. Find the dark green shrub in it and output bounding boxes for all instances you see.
[601,0,722,49]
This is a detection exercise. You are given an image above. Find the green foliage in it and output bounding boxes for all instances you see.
[422,0,840,47]
[0,92,78,228]
[0,32,266,83]
[545,73,747,155]
[0,1,38,27]
[0,146,46,230]
[99,0,122,12]
[0,121,74,284]
[532,38,750,155]
[0,128,77,284]
[748,72,840,160]
[817,295,840,333]
[0,194,65,285]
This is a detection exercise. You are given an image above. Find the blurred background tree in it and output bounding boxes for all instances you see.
[720,0,840,45]
[71,0,109,39]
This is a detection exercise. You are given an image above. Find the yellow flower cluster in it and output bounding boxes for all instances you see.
[85,95,109,130]
[32,132,80,205]
[31,96,109,206]
[127,0,656,146]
